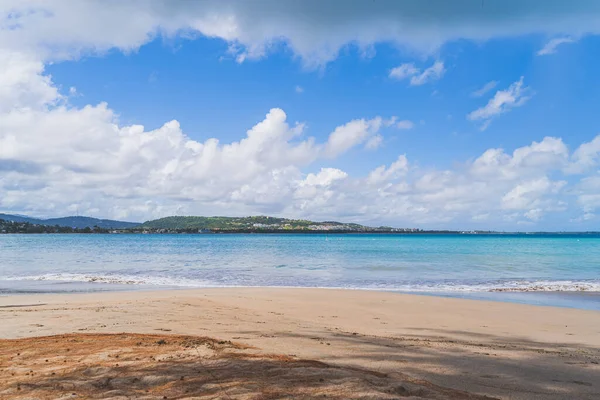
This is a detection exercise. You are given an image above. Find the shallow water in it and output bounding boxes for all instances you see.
[1,233,599,309]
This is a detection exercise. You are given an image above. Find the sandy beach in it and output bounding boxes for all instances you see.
[1,288,599,399]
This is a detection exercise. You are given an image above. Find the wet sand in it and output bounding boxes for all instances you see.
[1,288,599,399]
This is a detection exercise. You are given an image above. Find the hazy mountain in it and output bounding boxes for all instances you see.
[0,213,139,229]
[0,213,38,224]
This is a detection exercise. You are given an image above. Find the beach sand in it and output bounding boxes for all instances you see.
[1,288,599,399]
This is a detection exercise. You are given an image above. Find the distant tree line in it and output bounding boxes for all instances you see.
[0,219,109,234]
[1,217,466,235]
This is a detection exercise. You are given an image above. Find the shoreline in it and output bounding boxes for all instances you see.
[2,280,600,311]
[1,288,599,399]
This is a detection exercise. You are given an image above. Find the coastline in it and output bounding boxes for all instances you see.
[1,288,599,399]
[2,278,600,311]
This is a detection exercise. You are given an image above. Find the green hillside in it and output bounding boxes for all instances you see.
[139,215,370,231]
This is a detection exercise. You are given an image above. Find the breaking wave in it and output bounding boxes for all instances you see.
[2,274,600,292]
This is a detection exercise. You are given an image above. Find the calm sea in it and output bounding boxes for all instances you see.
[1,234,599,310]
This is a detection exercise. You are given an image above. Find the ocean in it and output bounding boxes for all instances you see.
[1,233,599,310]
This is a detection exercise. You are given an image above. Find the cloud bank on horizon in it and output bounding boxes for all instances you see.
[1,0,600,229]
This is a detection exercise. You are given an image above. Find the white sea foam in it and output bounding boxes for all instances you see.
[0,273,216,288]
[1,274,600,292]
[397,280,600,293]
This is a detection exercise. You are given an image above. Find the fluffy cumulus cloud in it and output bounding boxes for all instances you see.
[322,117,397,157]
[2,55,599,228]
[0,53,408,222]
[367,155,409,185]
[0,70,392,221]
[570,137,600,218]
[2,1,600,228]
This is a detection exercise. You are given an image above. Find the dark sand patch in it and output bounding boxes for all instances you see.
[0,333,493,399]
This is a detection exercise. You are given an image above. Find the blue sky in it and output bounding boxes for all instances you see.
[47,35,600,173]
[2,1,600,230]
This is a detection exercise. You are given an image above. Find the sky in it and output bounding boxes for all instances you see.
[1,1,600,230]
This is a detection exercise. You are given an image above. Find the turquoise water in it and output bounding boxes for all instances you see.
[1,234,599,309]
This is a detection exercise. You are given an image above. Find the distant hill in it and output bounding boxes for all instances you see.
[141,216,305,230]
[0,214,37,224]
[0,213,139,229]
[138,215,391,232]
[0,213,415,233]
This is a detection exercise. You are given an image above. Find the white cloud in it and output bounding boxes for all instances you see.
[471,81,498,97]
[410,61,445,86]
[501,177,565,210]
[367,155,409,184]
[302,168,348,187]
[389,61,445,86]
[570,212,595,222]
[568,135,600,173]
[3,1,600,228]
[470,137,569,181]
[2,57,599,228]
[364,134,383,150]
[396,120,415,130]
[0,50,60,112]
[524,208,544,221]
[467,76,533,130]
[389,63,419,80]
[322,117,401,157]
[573,176,600,214]
[323,118,380,157]
[295,85,304,93]
[537,37,576,55]
[578,195,600,213]
[0,55,405,221]
[581,212,595,221]
[1,1,599,67]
